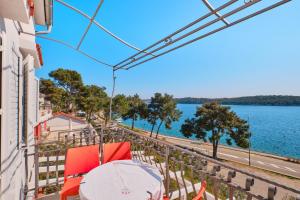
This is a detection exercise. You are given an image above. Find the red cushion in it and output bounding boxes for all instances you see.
[192,180,207,200]
[64,145,100,181]
[103,142,132,164]
[60,177,83,200]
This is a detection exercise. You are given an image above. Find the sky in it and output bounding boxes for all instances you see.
[36,0,300,99]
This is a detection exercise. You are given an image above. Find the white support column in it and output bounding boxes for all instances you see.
[109,69,116,122]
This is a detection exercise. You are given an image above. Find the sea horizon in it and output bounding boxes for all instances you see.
[123,104,300,159]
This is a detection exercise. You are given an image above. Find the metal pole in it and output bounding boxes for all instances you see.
[201,0,230,25]
[54,0,152,54]
[76,0,104,49]
[109,69,116,122]
[113,0,238,70]
[117,0,261,70]
[248,116,251,166]
[36,35,113,67]
[116,0,291,70]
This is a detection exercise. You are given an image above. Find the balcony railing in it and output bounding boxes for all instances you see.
[28,127,300,200]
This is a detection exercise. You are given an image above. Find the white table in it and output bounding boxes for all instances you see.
[79,160,164,200]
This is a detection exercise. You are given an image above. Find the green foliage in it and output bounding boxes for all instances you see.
[113,94,129,117]
[122,94,147,129]
[77,85,108,122]
[40,69,115,122]
[48,68,84,112]
[40,68,85,112]
[100,94,130,124]
[40,78,67,112]
[181,102,250,159]
[148,93,182,138]
[147,93,162,135]
[49,68,83,94]
[175,95,300,106]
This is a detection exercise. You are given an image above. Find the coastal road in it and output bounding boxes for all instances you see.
[160,135,300,179]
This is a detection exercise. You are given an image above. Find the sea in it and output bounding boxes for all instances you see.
[123,104,300,159]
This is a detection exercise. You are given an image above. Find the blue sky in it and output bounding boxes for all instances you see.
[36,0,300,99]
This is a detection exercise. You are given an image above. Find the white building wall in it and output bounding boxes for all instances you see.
[23,56,38,196]
[0,17,26,200]
[48,116,88,131]
[0,16,39,200]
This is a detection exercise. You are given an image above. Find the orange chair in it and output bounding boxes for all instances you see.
[103,142,132,164]
[162,181,206,200]
[192,180,207,200]
[60,145,100,200]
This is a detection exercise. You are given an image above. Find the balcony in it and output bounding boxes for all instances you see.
[0,0,30,23]
[27,127,300,200]
[39,108,52,123]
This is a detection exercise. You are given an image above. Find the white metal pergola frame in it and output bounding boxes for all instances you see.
[35,0,292,121]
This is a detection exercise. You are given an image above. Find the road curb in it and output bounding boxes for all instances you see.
[127,125,300,164]
[119,125,300,179]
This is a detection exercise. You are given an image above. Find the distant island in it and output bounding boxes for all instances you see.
[174,95,300,106]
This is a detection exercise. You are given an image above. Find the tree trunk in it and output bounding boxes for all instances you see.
[155,120,163,139]
[212,140,219,159]
[150,124,155,137]
[87,110,92,123]
[131,119,135,130]
[104,118,108,127]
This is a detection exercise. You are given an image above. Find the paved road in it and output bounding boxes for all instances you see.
[161,136,300,179]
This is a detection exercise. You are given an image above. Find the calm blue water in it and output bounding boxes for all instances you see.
[123,104,300,159]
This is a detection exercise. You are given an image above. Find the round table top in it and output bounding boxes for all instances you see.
[79,160,164,200]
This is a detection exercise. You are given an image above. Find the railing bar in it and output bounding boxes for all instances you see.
[136,144,142,162]
[34,141,39,198]
[46,153,50,186]
[58,132,61,142]
[80,132,82,146]
[165,146,170,198]
[202,175,208,200]
[100,129,104,164]
[212,178,219,200]
[121,128,300,194]
[229,186,234,200]
[56,150,59,187]
[34,127,300,199]
[72,133,75,147]
[171,159,181,198]
[180,161,189,198]
[64,135,68,150]
[137,143,144,162]
[140,143,147,162]
[190,165,197,194]
[158,161,166,181]
[93,135,96,145]
[147,147,153,165]
[152,152,160,169]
